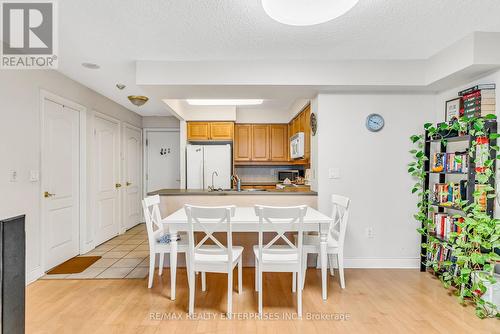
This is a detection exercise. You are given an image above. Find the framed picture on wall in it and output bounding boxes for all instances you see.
[445,98,462,122]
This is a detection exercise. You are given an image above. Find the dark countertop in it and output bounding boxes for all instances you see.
[148,189,317,196]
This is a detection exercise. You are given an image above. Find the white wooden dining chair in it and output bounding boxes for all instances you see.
[254,205,307,318]
[298,194,350,289]
[184,205,243,319]
[142,195,190,289]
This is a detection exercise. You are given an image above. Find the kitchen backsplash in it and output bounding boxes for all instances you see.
[235,166,304,183]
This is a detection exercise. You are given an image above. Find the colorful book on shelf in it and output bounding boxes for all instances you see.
[431,152,468,173]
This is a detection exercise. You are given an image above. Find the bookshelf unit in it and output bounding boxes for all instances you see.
[420,120,498,272]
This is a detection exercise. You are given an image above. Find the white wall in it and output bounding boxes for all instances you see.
[0,70,141,283]
[315,93,435,268]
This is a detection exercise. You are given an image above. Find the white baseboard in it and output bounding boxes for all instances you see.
[343,257,420,269]
[26,266,43,285]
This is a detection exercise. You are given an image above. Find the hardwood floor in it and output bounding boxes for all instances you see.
[26,269,497,334]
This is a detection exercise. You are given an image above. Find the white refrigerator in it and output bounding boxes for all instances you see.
[186,144,232,190]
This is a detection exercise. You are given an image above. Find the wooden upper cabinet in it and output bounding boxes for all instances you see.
[234,124,252,161]
[291,117,300,137]
[270,124,288,161]
[187,121,234,141]
[299,110,306,133]
[210,122,234,141]
[251,125,270,161]
[187,122,210,141]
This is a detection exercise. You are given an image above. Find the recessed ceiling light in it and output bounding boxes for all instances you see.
[81,62,100,69]
[186,99,264,106]
[128,95,149,107]
[262,0,359,26]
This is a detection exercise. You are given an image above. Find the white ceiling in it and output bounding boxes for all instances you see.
[57,0,500,115]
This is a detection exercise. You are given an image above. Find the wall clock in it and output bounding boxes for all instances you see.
[310,112,317,136]
[366,113,384,132]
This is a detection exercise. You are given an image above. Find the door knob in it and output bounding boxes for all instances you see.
[126,182,132,186]
[115,183,122,188]
[44,191,55,198]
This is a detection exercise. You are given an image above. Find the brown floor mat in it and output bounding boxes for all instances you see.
[46,256,101,275]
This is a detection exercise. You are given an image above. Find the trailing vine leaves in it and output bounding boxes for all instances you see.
[409,114,500,318]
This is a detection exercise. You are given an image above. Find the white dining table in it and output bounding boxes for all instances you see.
[161,206,334,301]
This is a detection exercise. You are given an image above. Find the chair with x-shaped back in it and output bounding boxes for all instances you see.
[184,204,243,319]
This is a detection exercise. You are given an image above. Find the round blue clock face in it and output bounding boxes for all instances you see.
[366,113,384,132]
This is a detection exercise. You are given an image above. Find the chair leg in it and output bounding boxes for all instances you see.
[302,253,308,290]
[148,253,155,288]
[201,272,206,292]
[338,253,345,289]
[258,268,263,318]
[297,269,303,318]
[185,255,191,288]
[159,253,164,276]
[227,269,233,319]
[292,272,297,293]
[188,269,195,315]
[254,259,258,292]
[328,254,335,276]
[238,259,243,294]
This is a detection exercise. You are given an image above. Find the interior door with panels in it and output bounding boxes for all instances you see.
[42,98,80,270]
[93,114,121,245]
[123,124,142,230]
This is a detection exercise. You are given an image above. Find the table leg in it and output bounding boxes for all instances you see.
[170,238,178,301]
[320,232,328,301]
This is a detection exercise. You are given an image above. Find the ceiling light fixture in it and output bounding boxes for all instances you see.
[262,0,359,26]
[81,62,100,69]
[186,99,264,106]
[128,95,149,107]
[116,83,126,90]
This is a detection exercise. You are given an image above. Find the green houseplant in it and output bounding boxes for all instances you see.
[408,114,500,318]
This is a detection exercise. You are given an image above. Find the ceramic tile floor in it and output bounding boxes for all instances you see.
[40,224,150,280]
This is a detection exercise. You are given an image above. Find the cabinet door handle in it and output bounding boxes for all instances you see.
[126,182,132,186]
[44,191,55,198]
[115,183,122,188]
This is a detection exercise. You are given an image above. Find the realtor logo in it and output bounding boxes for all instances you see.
[1,0,58,69]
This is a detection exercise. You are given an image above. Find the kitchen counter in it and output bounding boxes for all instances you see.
[148,188,317,196]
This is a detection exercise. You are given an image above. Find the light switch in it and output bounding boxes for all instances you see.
[30,170,40,182]
[9,170,17,182]
[328,168,340,179]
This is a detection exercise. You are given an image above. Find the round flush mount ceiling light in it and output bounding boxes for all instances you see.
[81,62,100,69]
[128,95,149,107]
[262,0,359,26]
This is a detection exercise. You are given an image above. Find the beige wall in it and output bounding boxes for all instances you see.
[142,116,180,128]
[0,70,142,283]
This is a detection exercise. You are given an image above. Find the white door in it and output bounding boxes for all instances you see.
[123,124,142,230]
[146,131,180,192]
[203,145,232,190]
[186,145,204,189]
[42,98,80,270]
[94,115,120,245]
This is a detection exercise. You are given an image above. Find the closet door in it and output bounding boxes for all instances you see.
[123,124,142,230]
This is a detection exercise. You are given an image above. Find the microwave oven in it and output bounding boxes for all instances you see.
[290,132,305,159]
[278,170,299,182]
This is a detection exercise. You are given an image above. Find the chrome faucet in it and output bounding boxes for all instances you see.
[208,171,219,191]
